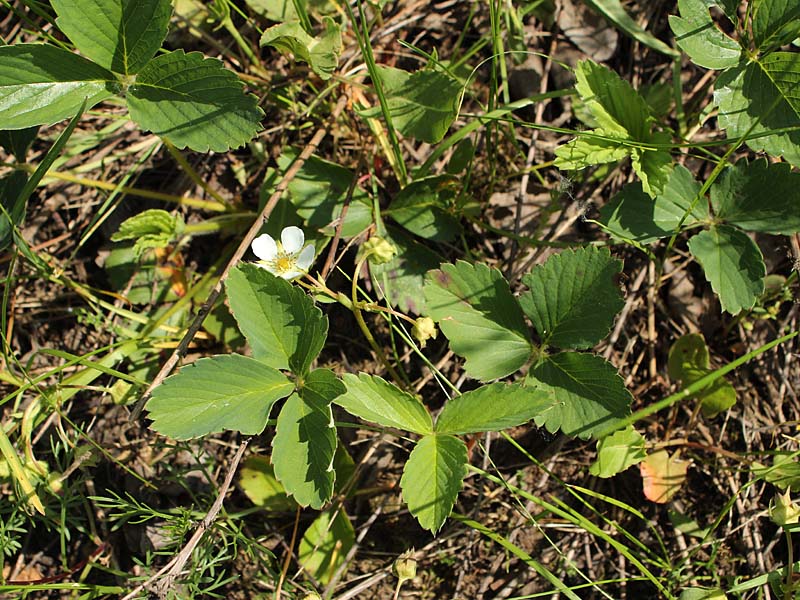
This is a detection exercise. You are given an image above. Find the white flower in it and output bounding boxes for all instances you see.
[251,226,315,280]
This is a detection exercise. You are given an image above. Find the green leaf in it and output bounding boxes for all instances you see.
[715,53,800,167]
[0,171,28,252]
[226,264,327,375]
[260,17,342,80]
[51,0,172,75]
[369,227,442,314]
[110,209,185,257]
[752,0,800,53]
[298,508,355,583]
[127,50,264,152]
[553,132,630,169]
[528,352,632,439]
[600,165,707,243]
[424,261,532,381]
[583,0,680,57]
[520,246,623,350]
[668,0,741,70]
[147,354,294,440]
[0,44,116,129]
[668,333,736,418]
[386,175,462,242]
[360,65,461,143]
[588,426,646,478]
[631,130,674,197]
[687,225,766,314]
[239,455,296,511]
[272,369,344,509]
[434,383,553,435]
[679,588,728,600]
[335,373,432,434]
[400,434,468,533]
[711,158,800,234]
[275,150,373,237]
[752,454,800,492]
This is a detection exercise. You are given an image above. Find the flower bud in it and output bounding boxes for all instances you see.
[770,490,800,527]
[393,550,417,583]
[412,317,437,348]
[361,236,397,265]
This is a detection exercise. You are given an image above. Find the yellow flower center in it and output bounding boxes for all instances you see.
[272,253,294,273]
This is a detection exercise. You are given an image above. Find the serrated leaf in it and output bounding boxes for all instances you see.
[127,50,264,152]
[711,158,800,234]
[51,0,172,75]
[110,209,185,257]
[574,59,652,139]
[369,227,442,314]
[226,264,327,375]
[424,261,532,381]
[668,0,741,69]
[298,508,355,583]
[640,449,689,503]
[239,455,296,511]
[687,225,766,314]
[715,53,800,167]
[631,130,674,197]
[275,150,373,237]
[147,354,294,440]
[272,369,343,509]
[360,65,461,143]
[588,426,646,478]
[260,17,342,80]
[434,383,554,435]
[600,165,707,243]
[400,434,468,533]
[553,133,630,169]
[386,175,462,242]
[528,352,632,439]
[0,44,116,129]
[668,333,736,418]
[335,373,432,434]
[520,246,623,350]
[752,0,800,53]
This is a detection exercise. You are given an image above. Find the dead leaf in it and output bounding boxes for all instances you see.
[557,0,618,62]
[640,449,689,503]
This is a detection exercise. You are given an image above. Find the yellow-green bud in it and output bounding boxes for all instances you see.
[412,317,438,348]
[361,236,397,265]
[393,551,417,583]
[770,490,800,527]
[301,593,322,600]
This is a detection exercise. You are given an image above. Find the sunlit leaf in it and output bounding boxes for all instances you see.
[588,426,646,478]
[298,508,354,583]
[260,17,342,80]
[640,449,689,503]
[668,0,741,69]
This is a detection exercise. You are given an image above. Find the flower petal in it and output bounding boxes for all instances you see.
[280,269,303,280]
[296,244,315,271]
[252,234,278,261]
[281,226,304,254]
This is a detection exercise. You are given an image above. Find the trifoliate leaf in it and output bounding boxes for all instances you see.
[272,369,343,509]
[520,246,624,350]
[714,53,800,167]
[589,426,646,478]
[434,383,554,435]
[226,264,327,375]
[335,373,433,435]
[0,44,116,129]
[260,17,342,80]
[360,65,461,143]
[400,434,468,534]
[711,158,800,234]
[111,209,185,257]
[687,225,766,314]
[528,352,632,439]
[127,50,264,152]
[147,354,293,439]
[600,164,707,244]
[424,261,532,381]
[51,0,172,75]
[668,0,741,69]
